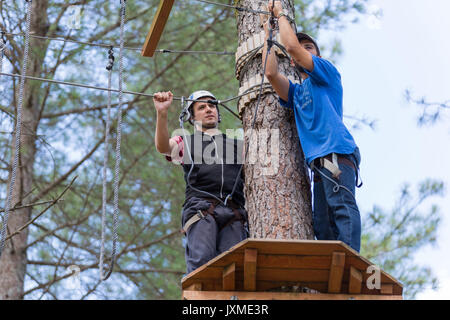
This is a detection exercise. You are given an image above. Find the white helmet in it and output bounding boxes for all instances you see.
[187,90,217,109]
[187,90,220,125]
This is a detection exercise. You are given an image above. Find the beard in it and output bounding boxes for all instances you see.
[202,121,218,129]
[192,119,218,130]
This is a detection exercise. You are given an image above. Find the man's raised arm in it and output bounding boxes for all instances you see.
[261,14,290,102]
[269,1,314,72]
[154,91,178,156]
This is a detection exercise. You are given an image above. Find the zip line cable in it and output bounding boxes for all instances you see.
[0,71,264,118]
[3,32,234,56]
[193,0,271,16]
[0,0,33,258]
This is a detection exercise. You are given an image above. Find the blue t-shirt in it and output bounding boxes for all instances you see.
[279,54,357,165]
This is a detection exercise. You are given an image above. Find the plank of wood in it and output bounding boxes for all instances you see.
[380,284,394,295]
[183,290,403,300]
[185,282,202,291]
[348,266,363,294]
[235,239,358,257]
[141,0,175,57]
[328,252,346,293]
[222,263,236,291]
[184,276,330,293]
[244,248,257,291]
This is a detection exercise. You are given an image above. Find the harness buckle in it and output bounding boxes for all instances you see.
[319,153,342,179]
[197,209,205,219]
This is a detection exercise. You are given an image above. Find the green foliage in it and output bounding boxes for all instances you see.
[361,179,444,299]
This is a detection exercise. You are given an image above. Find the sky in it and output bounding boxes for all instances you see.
[322,0,450,299]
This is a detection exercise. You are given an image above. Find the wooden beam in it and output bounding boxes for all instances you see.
[183,291,403,300]
[380,284,394,295]
[185,282,202,291]
[222,263,236,291]
[244,248,257,291]
[141,0,175,57]
[348,266,363,294]
[327,251,345,293]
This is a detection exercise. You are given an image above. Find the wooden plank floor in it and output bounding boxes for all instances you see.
[181,239,403,297]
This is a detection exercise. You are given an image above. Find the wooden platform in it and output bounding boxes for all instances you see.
[181,239,403,300]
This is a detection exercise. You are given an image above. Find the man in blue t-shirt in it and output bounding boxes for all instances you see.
[262,1,362,252]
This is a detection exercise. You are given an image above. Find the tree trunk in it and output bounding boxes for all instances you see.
[237,0,313,240]
[0,0,49,300]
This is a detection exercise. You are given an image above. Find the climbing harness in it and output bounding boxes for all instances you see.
[182,198,244,234]
[310,153,363,200]
[0,0,33,258]
[98,0,127,281]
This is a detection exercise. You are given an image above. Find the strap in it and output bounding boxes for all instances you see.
[182,210,205,234]
[313,154,360,186]
[321,153,342,179]
[181,200,245,234]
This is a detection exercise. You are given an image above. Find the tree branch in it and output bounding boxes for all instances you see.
[4,176,77,242]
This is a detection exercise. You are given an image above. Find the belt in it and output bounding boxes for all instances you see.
[181,198,245,234]
[312,153,356,181]
[323,154,356,171]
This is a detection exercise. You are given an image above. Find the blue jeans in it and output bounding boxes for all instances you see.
[312,147,361,252]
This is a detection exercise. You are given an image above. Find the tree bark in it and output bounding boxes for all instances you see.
[0,0,49,300]
[237,0,313,240]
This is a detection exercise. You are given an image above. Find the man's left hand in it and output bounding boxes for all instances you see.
[268,0,283,18]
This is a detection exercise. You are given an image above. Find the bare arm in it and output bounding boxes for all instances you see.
[261,15,290,102]
[269,1,314,72]
[153,91,177,155]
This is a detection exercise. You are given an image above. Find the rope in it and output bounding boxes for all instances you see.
[0,31,6,75]
[311,164,356,199]
[99,47,115,280]
[0,0,33,257]
[99,0,127,281]
[0,31,7,125]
